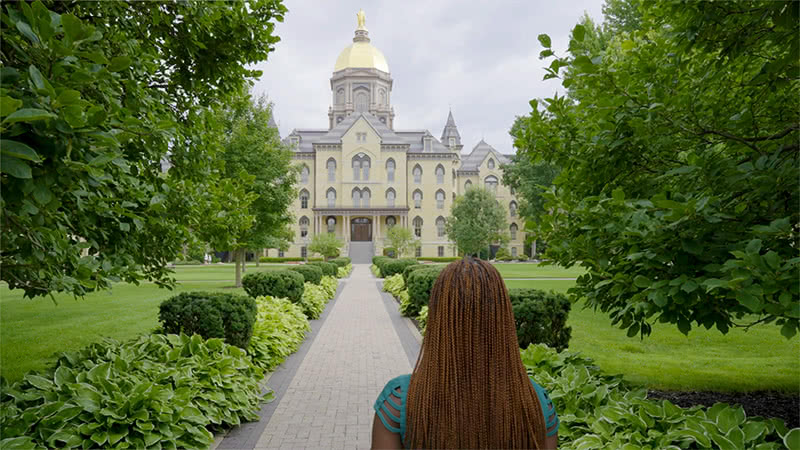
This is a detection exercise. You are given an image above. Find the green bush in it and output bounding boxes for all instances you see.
[383,246,397,258]
[380,258,418,277]
[397,290,413,316]
[373,255,391,265]
[307,261,336,277]
[298,283,328,319]
[158,292,257,348]
[417,306,429,335]
[336,264,353,278]
[521,344,795,449]
[259,256,303,262]
[248,296,310,371]
[509,288,572,352]
[417,256,461,262]
[242,270,305,303]
[320,275,338,299]
[495,247,511,260]
[288,265,323,285]
[370,264,382,278]
[0,334,264,450]
[329,257,349,268]
[171,259,203,265]
[405,266,444,317]
[402,263,427,285]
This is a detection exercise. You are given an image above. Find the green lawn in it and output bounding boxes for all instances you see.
[506,279,800,393]
[493,262,585,278]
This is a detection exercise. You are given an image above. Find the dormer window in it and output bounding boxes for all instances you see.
[488,158,495,169]
[424,137,432,152]
[291,136,299,147]
[356,132,367,143]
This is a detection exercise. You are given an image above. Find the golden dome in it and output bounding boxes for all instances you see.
[333,10,389,73]
[334,42,389,73]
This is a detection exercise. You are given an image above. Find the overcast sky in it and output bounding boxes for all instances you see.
[251,0,605,156]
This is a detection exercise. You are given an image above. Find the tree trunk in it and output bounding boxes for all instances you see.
[256,248,260,267]
[532,240,537,260]
[235,249,243,287]
[242,249,247,274]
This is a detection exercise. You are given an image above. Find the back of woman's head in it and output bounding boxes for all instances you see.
[405,257,547,449]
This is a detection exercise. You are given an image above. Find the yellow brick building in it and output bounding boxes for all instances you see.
[271,12,524,262]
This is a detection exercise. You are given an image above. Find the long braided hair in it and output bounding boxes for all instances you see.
[404,257,547,448]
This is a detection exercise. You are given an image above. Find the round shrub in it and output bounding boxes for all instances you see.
[406,266,445,318]
[381,258,419,277]
[158,292,257,348]
[242,270,305,303]
[307,261,336,277]
[288,264,323,285]
[510,288,572,352]
[373,255,390,266]
[402,263,425,284]
[329,257,349,268]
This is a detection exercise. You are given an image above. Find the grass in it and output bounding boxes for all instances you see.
[506,279,800,393]
[493,262,585,278]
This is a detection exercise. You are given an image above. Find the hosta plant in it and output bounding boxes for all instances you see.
[417,306,429,335]
[397,290,414,317]
[336,264,353,278]
[0,334,267,449]
[522,344,798,449]
[248,296,310,371]
[370,264,382,278]
[320,275,338,299]
[298,283,328,320]
[382,274,405,297]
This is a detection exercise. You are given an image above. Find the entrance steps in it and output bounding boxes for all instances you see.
[348,241,374,264]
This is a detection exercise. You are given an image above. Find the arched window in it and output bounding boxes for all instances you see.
[352,188,361,208]
[413,217,423,238]
[465,179,473,191]
[386,216,396,228]
[487,158,495,169]
[327,216,336,233]
[300,165,309,184]
[413,190,423,209]
[352,157,361,181]
[386,159,395,182]
[436,216,446,237]
[355,91,368,111]
[413,165,422,184]
[336,88,345,104]
[299,189,309,209]
[435,164,445,184]
[510,223,518,240]
[299,216,309,237]
[327,188,336,208]
[352,154,371,181]
[435,189,445,209]
[509,201,517,217]
[485,175,498,194]
[327,158,336,182]
[386,188,396,207]
[362,156,371,181]
[362,188,371,207]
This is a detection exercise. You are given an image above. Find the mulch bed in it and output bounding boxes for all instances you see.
[648,390,800,429]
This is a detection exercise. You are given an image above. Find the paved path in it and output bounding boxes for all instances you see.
[253,264,412,450]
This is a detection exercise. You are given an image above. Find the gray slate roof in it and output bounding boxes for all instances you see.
[440,110,461,145]
[458,139,511,171]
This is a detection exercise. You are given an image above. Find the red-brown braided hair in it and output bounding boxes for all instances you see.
[405,257,547,448]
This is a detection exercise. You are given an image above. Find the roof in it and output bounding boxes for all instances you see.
[459,140,512,171]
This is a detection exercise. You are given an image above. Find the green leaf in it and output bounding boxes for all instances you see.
[1,155,33,178]
[0,96,23,118]
[0,437,37,449]
[54,366,75,387]
[90,430,108,446]
[1,139,40,161]
[633,275,650,288]
[681,279,699,293]
[784,428,800,450]
[573,24,586,42]
[61,14,83,43]
[28,65,46,91]
[538,34,551,49]
[621,40,635,51]
[24,374,54,390]
[745,239,762,255]
[612,188,625,201]
[56,89,81,106]
[677,318,691,335]
[3,108,57,124]
[179,406,206,424]
[781,321,797,339]
[16,21,40,44]
[108,56,132,72]
[736,291,761,313]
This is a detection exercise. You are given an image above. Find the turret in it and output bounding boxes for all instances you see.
[441,110,463,152]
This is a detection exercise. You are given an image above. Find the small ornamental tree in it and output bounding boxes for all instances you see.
[386,226,419,258]
[308,232,343,261]
[445,187,509,256]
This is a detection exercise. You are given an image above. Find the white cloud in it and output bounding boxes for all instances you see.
[251,0,605,154]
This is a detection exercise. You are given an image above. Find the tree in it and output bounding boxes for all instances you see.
[445,188,508,257]
[308,232,343,261]
[386,226,419,258]
[518,0,799,338]
[0,1,287,298]
[197,94,295,287]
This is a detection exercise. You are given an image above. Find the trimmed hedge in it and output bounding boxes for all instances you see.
[406,266,445,317]
[242,270,305,303]
[158,292,257,348]
[380,258,419,277]
[288,264,323,285]
[509,288,572,352]
[418,256,461,262]
[307,261,336,277]
[329,257,350,268]
[402,263,425,284]
[258,257,323,263]
[373,255,391,266]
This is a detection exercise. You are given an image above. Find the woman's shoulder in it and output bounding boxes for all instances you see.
[385,374,411,390]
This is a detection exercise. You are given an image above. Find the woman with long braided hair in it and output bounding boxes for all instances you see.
[372,257,559,449]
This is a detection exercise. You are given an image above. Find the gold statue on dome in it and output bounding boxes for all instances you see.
[357,9,366,29]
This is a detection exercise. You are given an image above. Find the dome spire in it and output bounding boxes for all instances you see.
[354,9,370,43]
[441,109,462,150]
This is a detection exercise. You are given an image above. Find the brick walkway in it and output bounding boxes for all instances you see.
[254,264,412,449]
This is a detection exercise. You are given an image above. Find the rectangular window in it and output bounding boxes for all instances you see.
[301,246,308,258]
[301,196,308,209]
[511,247,517,257]
[438,246,444,257]
[278,250,285,258]
[449,137,455,147]
[388,169,394,182]
[437,198,444,209]
[415,246,422,258]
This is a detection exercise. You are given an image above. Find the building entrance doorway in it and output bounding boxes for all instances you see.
[350,217,372,241]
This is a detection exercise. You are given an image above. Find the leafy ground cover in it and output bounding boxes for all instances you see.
[505,279,800,393]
